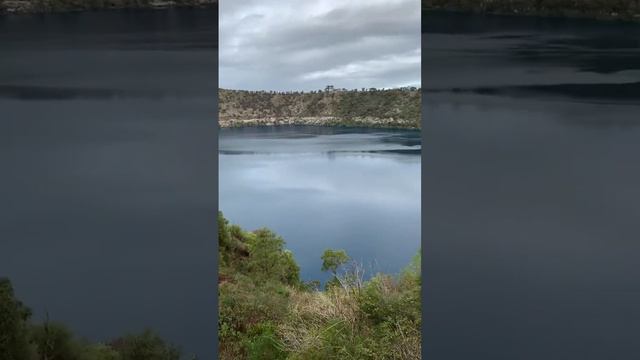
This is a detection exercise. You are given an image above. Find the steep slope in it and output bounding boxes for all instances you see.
[219,88,421,129]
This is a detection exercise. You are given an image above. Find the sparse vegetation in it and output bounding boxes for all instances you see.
[219,88,421,129]
[0,0,216,14]
[0,278,182,360]
[218,211,421,359]
[423,0,640,21]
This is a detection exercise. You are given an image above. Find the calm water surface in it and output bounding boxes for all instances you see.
[0,8,217,359]
[424,11,640,359]
[219,126,421,282]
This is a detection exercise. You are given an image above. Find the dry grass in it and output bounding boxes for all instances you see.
[277,271,421,360]
[278,287,362,354]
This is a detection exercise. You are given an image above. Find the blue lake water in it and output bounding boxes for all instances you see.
[1,8,217,359]
[219,126,421,283]
[423,11,640,360]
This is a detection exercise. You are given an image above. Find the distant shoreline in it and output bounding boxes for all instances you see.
[423,0,640,22]
[218,117,421,130]
[0,0,216,15]
[219,87,421,130]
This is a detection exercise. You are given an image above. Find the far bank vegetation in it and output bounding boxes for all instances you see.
[0,0,216,14]
[219,87,421,129]
[423,0,640,21]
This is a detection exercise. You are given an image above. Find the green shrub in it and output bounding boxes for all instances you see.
[0,278,37,360]
[245,228,300,286]
[244,323,287,360]
[108,330,180,360]
[79,343,122,360]
[30,321,85,360]
[218,214,422,359]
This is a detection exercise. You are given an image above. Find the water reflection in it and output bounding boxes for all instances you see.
[219,127,421,282]
[423,10,640,360]
[0,8,217,359]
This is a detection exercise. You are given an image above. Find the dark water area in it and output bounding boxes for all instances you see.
[219,126,421,283]
[423,11,640,360]
[1,8,217,359]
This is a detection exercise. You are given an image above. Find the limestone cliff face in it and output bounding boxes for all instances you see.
[219,88,421,129]
[0,0,216,14]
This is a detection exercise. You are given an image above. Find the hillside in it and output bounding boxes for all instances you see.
[219,88,421,129]
[423,0,640,21]
[218,212,421,359]
[0,0,216,14]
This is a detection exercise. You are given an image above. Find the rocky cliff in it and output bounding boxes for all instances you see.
[219,88,421,129]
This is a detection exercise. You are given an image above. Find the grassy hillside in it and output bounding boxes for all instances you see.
[423,0,640,21]
[0,0,216,14]
[218,212,421,360]
[219,88,421,129]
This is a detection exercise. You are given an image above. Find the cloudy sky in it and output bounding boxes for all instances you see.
[220,0,420,91]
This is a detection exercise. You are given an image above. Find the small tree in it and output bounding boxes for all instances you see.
[320,249,349,277]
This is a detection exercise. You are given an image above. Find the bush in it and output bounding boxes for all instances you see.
[108,330,181,360]
[30,321,88,360]
[0,278,37,360]
[245,229,300,286]
[244,323,287,360]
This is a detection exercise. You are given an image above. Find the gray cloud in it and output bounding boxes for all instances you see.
[220,0,420,91]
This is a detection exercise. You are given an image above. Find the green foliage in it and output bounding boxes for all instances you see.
[245,229,300,286]
[30,320,88,360]
[0,278,37,360]
[218,214,303,359]
[358,275,420,325]
[218,211,231,249]
[219,278,291,359]
[80,344,122,360]
[0,278,179,360]
[108,330,180,360]
[218,213,422,359]
[243,323,287,360]
[320,249,350,275]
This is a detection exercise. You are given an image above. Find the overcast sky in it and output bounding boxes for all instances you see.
[220,0,420,91]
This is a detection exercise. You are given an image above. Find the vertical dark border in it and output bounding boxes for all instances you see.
[213,2,220,358]
[420,1,427,359]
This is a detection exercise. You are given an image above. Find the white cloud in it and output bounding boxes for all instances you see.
[220,0,420,91]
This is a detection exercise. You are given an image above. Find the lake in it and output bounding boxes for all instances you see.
[219,126,421,283]
[0,8,217,359]
[423,11,640,359]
